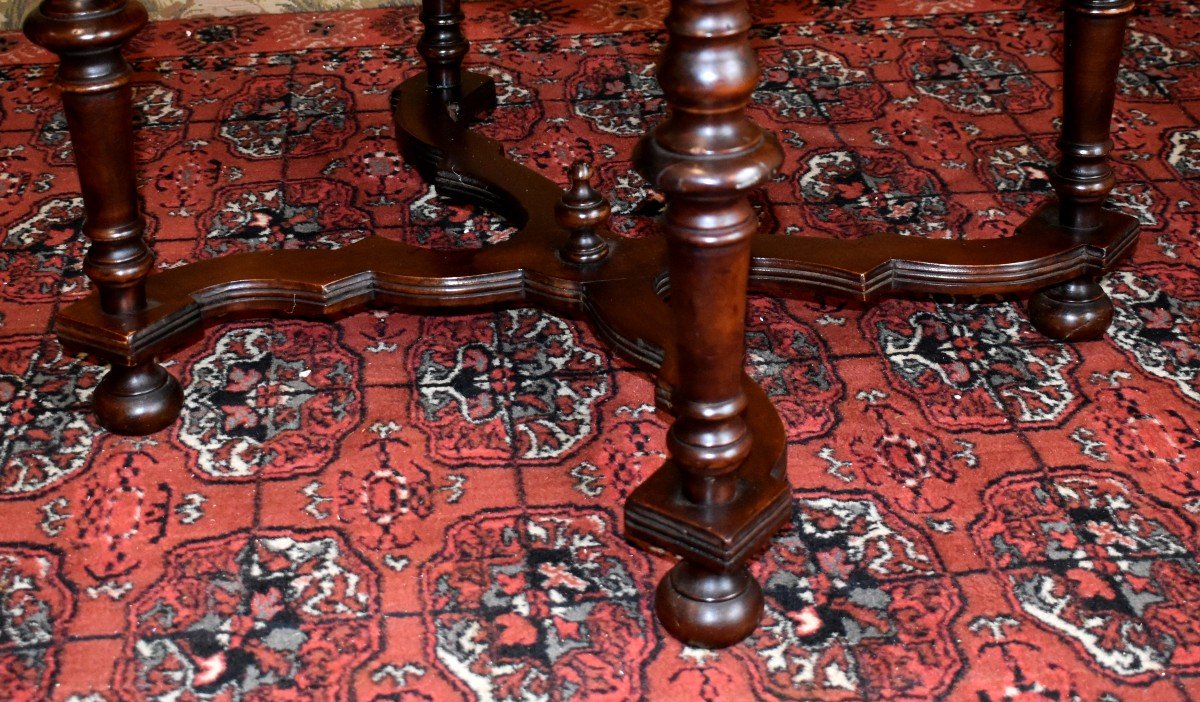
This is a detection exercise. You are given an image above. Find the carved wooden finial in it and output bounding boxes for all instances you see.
[556,159,611,265]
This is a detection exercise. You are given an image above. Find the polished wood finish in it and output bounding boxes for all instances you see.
[26,0,1139,647]
[749,202,1136,299]
[417,0,468,96]
[25,0,182,434]
[557,161,612,265]
[631,0,787,647]
[1028,0,1135,340]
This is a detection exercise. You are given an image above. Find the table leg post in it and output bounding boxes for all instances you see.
[654,191,763,644]
[25,0,182,435]
[1029,0,1134,341]
[635,0,784,648]
[418,0,468,97]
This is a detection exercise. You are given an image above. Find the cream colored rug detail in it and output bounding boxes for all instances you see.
[3,0,417,32]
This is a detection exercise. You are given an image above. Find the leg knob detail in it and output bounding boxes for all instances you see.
[655,562,763,649]
[556,160,611,265]
[93,360,183,435]
[1028,278,1113,341]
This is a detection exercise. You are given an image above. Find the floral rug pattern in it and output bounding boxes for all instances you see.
[1,0,1199,699]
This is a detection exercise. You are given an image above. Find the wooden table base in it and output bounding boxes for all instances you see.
[25,0,1138,648]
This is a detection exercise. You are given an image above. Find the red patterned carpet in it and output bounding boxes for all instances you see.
[1,0,1199,699]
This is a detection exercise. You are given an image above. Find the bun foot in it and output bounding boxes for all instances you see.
[93,360,183,435]
[1027,278,1113,341]
[655,562,763,649]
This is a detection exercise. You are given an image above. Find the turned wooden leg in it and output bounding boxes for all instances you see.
[25,0,182,434]
[418,0,468,97]
[400,0,494,178]
[1028,277,1112,340]
[1028,0,1133,341]
[636,0,784,648]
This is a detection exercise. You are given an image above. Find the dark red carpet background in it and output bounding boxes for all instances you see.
[1,0,1199,699]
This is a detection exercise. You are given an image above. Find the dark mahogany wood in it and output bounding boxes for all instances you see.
[1028,0,1135,340]
[630,0,787,647]
[26,0,1140,648]
[749,202,1136,299]
[417,0,468,96]
[25,0,182,435]
[557,160,612,265]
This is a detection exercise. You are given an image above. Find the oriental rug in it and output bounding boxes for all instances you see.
[1,0,1199,699]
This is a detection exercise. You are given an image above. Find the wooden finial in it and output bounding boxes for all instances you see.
[556,160,611,265]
